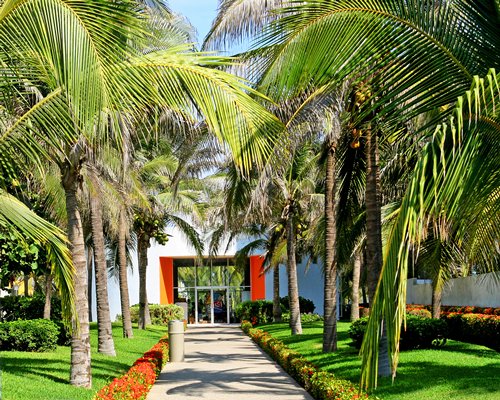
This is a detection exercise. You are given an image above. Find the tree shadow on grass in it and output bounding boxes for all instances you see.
[1,352,137,386]
[1,356,70,384]
[374,361,500,399]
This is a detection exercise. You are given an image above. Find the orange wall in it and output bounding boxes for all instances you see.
[159,257,174,304]
[250,255,266,300]
[160,255,266,303]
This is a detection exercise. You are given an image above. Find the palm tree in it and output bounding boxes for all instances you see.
[0,0,283,388]
[86,166,116,355]
[362,68,500,389]
[243,0,498,385]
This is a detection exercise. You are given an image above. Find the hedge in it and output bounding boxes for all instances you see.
[0,319,59,352]
[94,336,169,400]
[129,304,184,326]
[349,315,448,350]
[441,313,499,351]
[235,300,274,325]
[280,296,316,314]
[0,294,70,345]
[241,321,372,400]
[406,304,500,315]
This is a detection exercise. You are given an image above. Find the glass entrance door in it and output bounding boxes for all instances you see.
[196,289,212,324]
[212,288,228,323]
[195,288,229,324]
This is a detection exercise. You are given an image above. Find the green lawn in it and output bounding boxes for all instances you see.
[259,321,500,400]
[0,323,166,400]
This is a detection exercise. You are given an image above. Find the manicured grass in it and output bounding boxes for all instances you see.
[0,323,166,400]
[259,321,500,400]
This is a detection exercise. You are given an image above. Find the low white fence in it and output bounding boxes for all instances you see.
[407,272,500,308]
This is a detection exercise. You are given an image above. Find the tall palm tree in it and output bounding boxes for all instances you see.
[245,0,498,384]
[362,68,500,389]
[0,0,283,388]
[86,166,116,355]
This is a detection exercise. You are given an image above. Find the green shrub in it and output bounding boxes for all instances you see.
[129,304,184,326]
[349,315,448,350]
[0,319,59,352]
[281,312,324,323]
[0,294,63,321]
[280,296,316,314]
[242,323,372,399]
[0,295,69,345]
[442,313,499,351]
[408,308,432,319]
[234,300,274,325]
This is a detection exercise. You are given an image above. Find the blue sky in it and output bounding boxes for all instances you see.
[168,0,219,44]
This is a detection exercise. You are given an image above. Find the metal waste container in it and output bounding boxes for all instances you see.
[168,320,185,362]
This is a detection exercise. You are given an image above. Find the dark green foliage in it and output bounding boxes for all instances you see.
[349,315,448,350]
[282,312,323,323]
[280,296,316,314]
[234,300,274,324]
[129,304,184,326]
[0,319,59,352]
[0,229,47,288]
[0,294,59,321]
[0,295,69,345]
[442,313,499,351]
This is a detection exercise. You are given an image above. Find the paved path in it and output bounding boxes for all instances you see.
[147,326,314,400]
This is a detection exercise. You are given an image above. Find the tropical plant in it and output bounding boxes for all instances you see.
[0,0,283,388]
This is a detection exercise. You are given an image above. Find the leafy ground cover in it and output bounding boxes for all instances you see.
[0,323,166,400]
[259,321,500,400]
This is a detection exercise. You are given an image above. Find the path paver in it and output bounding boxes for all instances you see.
[147,325,314,400]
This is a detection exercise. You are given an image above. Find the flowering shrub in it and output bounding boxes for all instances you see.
[94,337,169,400]
[441,313,499,351]
[406,304,500,316]
[348,316,448,350]
[241,323,372,400]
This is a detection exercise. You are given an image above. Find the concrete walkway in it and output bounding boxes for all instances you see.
[147,326,314,400]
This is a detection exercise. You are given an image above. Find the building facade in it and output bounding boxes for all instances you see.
[98,229,326,324]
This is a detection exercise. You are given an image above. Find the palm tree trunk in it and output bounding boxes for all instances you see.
[43,272,52,319]
[87,246,93,322]
[432,267,444,319]
[286,201,302,335]
[273,265,282,322]
[24,274,30,296]
[323,143,338,352]
[138,232,151,329]
[365,127,390,377]
[350,250,361,321]
[62,162,92,388]
[365,128,383,305]
[89,191,116,355]
[118,208,133,338]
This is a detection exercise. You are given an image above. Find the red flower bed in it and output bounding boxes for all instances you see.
[94,337,169,400]
[241,321,372,400]
[441,313,499,351]
[406,304,500,316]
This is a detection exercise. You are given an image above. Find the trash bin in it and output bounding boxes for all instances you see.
[168,320,185,362]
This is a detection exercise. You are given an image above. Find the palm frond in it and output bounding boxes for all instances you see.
[0,190,75,327]
[360,68,500,390]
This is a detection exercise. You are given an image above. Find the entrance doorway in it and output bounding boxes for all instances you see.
[196,287,229,324]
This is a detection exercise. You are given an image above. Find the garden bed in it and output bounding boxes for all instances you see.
[253,321,500,400]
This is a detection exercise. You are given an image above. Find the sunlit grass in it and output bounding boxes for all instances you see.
[259,321,500,400]
[0,323,166,400]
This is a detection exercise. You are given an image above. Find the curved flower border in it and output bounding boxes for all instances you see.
[241,321,372,400]
[94,336,169,400]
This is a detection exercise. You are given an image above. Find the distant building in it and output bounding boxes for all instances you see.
[98,227,329,324]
